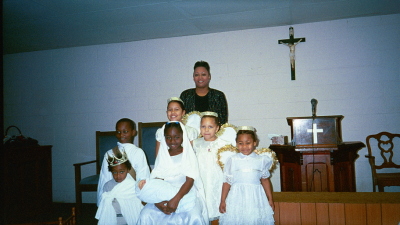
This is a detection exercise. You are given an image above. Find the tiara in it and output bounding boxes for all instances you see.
[167,97,184,104]
[237,126,255,132]
[200,111,218,117]
[106,150,129,167]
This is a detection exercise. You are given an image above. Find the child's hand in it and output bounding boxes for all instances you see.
[166,196,180,213]
[269,199,275,211]
[219,201,226,213]
[155,201,170,214]
[138,180,146,189]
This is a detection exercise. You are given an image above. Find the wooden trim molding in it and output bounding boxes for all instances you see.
[273,192,400,203]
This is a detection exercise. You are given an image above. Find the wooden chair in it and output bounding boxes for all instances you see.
[138,122,165,168]
[8,207,76,225]
[73,131,117,213]
[365,131,400,192]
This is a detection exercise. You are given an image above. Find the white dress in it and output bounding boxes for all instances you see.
[137,122,208,225]
[193,137,230,221]
[219,152,275,225]
[137,154,207,225]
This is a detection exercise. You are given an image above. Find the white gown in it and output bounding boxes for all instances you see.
[193,137,230,221]
[219,152,275,225]
[137,122,208,225]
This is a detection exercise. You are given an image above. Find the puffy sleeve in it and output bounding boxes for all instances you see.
[155,127,163,142]
[261,156,273,179]
[185,125,199,141]
[223,156,234,185]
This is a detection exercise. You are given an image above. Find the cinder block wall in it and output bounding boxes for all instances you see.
[4,14,400,203]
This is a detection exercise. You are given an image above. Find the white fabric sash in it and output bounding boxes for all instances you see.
[95,174,142,225]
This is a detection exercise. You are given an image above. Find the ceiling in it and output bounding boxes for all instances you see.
[3,0,400,55]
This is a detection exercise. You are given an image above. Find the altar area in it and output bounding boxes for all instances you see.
[269,115,365,192]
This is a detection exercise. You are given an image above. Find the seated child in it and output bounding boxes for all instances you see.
[136,178,195,213]
[97,118,150,206]
[136,122,208,225]
[95,151,143,225]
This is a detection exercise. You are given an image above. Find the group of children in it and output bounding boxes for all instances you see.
[95,97,275,225]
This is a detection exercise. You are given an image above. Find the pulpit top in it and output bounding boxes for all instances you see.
[287,115,343,126]
[286,115,344,147]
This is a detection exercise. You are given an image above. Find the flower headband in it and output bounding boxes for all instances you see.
[200,111,218,117]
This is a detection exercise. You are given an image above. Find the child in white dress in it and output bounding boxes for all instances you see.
[219,126,275,225]
[193,111,232,222]
[137,121,208,224]
[96,151,142,225]
[155,97,199,156]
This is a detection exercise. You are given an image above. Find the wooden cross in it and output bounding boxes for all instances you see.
[307,123,323,144]
[278,27,306,80]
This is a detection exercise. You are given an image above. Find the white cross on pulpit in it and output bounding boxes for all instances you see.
[307,123,323,143]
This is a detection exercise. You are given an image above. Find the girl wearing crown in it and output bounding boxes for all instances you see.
[95,152,142,225]
[219,126,275,225]
[193,111,233,222]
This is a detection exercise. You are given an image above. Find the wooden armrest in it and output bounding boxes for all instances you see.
[74,160,97,183]
[73,160,96,167]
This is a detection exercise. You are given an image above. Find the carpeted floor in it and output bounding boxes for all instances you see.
[4,203,98,225]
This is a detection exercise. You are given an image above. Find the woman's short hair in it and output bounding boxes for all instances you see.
[194,61,210,74]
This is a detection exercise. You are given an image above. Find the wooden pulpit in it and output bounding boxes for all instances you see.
[269,115,365,192]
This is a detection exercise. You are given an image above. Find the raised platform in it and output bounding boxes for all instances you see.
[273,191,400,203]
[273,192,400,225]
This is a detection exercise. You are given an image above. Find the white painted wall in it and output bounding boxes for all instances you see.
[4,14,400,203]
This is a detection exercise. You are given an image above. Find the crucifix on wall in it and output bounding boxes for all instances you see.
[278,27,306,80]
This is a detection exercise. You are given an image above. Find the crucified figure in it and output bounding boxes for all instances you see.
[278,27,306,80]
[280,38,303,70]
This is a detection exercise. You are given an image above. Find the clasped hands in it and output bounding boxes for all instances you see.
[155,197,180,215]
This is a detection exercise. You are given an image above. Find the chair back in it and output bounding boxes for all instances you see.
[96,131,117,174]
[366,132,400,171]
[138,122,165,167]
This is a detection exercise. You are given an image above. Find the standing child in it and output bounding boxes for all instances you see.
[97,118,150,207]
[219,126,275,225]
[193,111,231,222]
[155,97,199,156]
[95,152,141,225]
